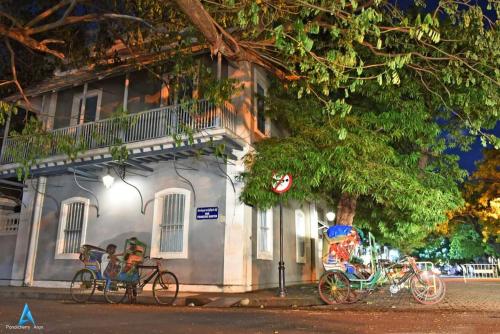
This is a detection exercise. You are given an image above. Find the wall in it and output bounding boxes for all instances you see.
[251,202,315,289]
[0,234,16,284]
[32,155,228,286]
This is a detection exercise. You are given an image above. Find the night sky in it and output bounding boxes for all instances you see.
[448,122,500,174]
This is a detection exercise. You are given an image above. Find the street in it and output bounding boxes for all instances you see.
[0,297,499,334]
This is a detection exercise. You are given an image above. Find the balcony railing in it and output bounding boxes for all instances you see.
[0,100,235,165]
[0,212,20,234]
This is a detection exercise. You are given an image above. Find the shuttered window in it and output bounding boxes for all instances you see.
[257,208,273,260]
[55,197,90,259]
[295,209,306,263]
[160,193,186,253]
[151,188,191,259]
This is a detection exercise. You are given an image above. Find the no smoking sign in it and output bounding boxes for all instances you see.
[271,173,293,194]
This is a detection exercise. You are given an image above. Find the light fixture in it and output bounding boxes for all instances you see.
[102,174,115,189]
[326,211,336,222]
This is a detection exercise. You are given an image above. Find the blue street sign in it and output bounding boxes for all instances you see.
[196,207,219,220]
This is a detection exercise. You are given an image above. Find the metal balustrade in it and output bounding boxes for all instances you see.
[416,261,436,272]
[0,100,236,165]
[0,213,20,234]
[461,263,499,280]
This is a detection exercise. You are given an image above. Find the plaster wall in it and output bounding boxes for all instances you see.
[251,202,316,289]
[32,157,228,286]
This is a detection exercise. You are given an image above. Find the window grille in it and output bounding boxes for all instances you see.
[160,193,186,253]
[62,201,85,254]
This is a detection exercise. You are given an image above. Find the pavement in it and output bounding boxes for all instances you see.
[1,298,499,334]
[0,279,499,311]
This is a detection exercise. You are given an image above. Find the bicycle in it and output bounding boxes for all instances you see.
[103,255,179,305]
[318,231,445,305]
[70,239,179,306]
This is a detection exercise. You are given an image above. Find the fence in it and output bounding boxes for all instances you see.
[0,100,236,165]
[416,261,436,272]
[461,263,499,280]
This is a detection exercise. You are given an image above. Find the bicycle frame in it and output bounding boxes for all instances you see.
[136,263,161,289]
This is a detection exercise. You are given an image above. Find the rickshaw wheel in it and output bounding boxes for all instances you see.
[318,271,351,305]
[70,269,96,303]
[153,271,179,305]
[103,280,128,304]
[410,272,446,305]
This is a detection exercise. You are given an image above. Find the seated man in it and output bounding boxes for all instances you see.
[102,244,122,279]
[117,237,146,282]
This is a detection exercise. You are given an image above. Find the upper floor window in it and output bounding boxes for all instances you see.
[71,89,102,126]
[295,209,306,263]
[151,188,191,259]
[55,197,90,259]
[257,208,273,260]
[254,69,270,136]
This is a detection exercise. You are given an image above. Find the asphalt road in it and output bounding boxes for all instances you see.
[0,298,499,334]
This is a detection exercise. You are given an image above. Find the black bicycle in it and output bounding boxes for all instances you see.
[103,256,179,305]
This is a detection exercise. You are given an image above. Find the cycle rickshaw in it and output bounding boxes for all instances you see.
[318,226,446,305]
[70,238,179,305]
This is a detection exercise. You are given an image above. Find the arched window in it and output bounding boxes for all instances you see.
[151,188,191,259]
[55,197,90,259]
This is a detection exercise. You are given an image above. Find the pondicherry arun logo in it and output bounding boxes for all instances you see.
[18,303,36,326]
[5,303,44,330]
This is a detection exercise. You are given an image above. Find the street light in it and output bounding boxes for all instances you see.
[326,211,336,222]
[102,174,115,189]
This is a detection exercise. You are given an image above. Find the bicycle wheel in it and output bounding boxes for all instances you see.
[70,269,96,303]
[103,280,128,304]
[318,271,351,305]
[410,272,446,305]
[153,271,179,305]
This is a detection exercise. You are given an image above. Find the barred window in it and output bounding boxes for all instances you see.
[55,198,90,259]
[151,188,190,259]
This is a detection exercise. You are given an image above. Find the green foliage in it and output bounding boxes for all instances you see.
[449,224,486,261]
[240,79,466,251]
[415,237,450,264]
[5,118,52,180]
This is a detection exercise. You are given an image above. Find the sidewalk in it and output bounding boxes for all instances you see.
[0,280,498,311]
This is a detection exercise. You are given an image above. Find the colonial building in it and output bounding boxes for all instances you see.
[0,53,327,292]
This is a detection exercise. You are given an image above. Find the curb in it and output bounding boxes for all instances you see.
[0,288,323,308]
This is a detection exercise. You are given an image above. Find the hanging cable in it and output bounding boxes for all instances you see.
[112,165,146,215]
[73,169,100,218]
[30,178,60,217]
[173,155,197,206]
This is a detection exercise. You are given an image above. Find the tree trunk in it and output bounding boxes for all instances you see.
[336,193,358,226]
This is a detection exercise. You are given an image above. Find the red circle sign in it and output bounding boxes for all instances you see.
[271,173,293,194]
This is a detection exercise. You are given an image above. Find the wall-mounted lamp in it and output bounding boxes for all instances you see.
[326,211,336,222]
[102,174,115,189]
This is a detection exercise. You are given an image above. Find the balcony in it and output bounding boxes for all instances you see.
[0,100,241,178]
[0,212,20,234]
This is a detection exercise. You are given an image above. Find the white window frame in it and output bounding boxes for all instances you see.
[70,88,102,126]
[150,188,191,259]
[256,208,273,260]
[253,68,271,137]
[295,209,307,264]
[55,197,90,260]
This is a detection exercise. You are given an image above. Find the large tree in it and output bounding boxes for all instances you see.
[0,1,498,249]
